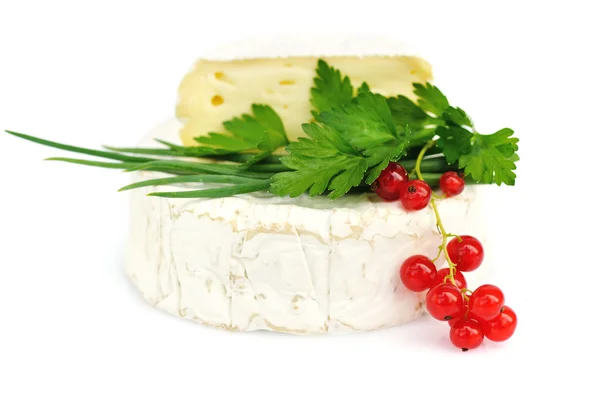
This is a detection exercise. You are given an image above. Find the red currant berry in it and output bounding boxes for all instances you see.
[469,284,505,320]
[425,283,464,321]
[449,319,484,351]
[448,305,468,327]
[483,305,517,342]
[448,306,486,327]
[439,171,465,197]
[467,309,486,325]
[399,255,437,292]
[431,268,467,290]
[372,163,408,201]
[447,235,484,272]
[399,180,432,211]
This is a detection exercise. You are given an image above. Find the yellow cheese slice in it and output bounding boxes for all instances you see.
[176,56,433,147]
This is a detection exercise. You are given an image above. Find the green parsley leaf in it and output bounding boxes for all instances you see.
[436,126,474,164]
[271,91,409,199]
[386,85,452,148]
[387,95,438,136]
[317,91,409,183]
[357,82,371,96]
[270,123,367,199]
[443,106,473,127]
[310,59,354,115]
[195,104,289,164]
[317,91,397,149]
[392,83,518,186]
[362,132,409,183]
[459,128,519,185]
[413,83,450,116]
[196,118,261,151]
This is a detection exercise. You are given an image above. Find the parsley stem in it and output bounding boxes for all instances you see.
[414,141,436,181]
[415,140,458,287]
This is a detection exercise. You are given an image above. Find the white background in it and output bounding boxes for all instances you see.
[1,1,599,398]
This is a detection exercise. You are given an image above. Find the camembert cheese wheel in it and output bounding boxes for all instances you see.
[125,119,489,334]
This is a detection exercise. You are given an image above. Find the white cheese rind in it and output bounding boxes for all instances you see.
[202,34,423,60]
[125,119,490,334]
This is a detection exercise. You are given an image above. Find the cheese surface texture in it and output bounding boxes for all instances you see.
[176,56,433,146]
[125,119,490,334]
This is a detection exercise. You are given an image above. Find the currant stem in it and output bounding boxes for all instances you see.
[431,245,444,263]
[430,198,458,286]
[415,140,458,287]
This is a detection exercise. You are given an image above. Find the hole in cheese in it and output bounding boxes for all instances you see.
[283,104,289,109]
[211,95,224,106]
[279,80,295,85]
[213,71,235,85]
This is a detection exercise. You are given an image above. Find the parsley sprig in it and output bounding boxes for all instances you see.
[194,104,289,166]
[310,59,354,115]
[4,59,519,199]
[271,91,409,199]
[390,82,519,185]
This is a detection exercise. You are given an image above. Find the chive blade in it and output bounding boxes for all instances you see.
[205,153,283,164]
[154,139,184,149]
[154,139,233,156]
[118,174,263,192]
[125,160,274,179]
[45,157,201,176]
[400,156,456,172]
[5,130,157,162]
[46,157,140,169]
[245,163,291,173]
[148,180,272,198]
[105,145,234,158]
[103,146,184,156]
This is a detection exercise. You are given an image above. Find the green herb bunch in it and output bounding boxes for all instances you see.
[5,60,518,199]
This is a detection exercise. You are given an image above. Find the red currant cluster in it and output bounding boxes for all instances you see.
[374,162,517,351]
[373,163,464,210]
[401,239,517,351]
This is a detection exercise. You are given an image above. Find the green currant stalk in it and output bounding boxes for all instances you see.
[414,140,459,287]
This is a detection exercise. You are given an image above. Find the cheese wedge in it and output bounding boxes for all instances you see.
[176,56,433,146]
